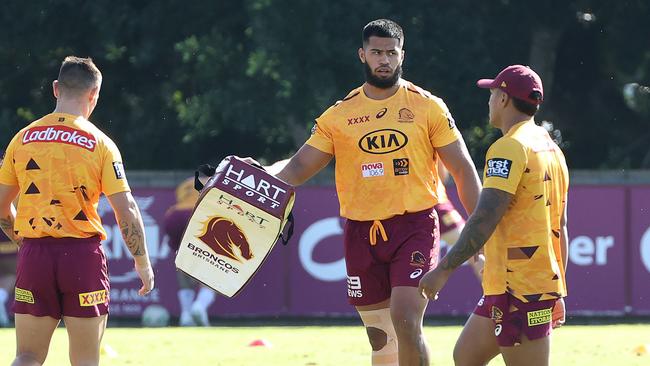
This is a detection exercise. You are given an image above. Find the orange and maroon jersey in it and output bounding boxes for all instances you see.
[306,80,462,221]
[0,113,130,239]
[481,120,569,302]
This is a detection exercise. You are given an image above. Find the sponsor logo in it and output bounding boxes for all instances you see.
[113,161,125,179]
[490,305,504,322]
[217,194,269,228]
[310,122,318,135]
[477,296,485,307]
[376,108,388,119]
[222,164,288,210]
[15,287,34,304]
[79,289,108,307]
[495,324,503,336]
[358,129,408,154]
[197,216,253,263]
[361,162,384,178]
[398,108,415,123]
[393,158,409,175]
[347,275,363,298]
[410,250,427,267]
[187,242,240,274]
[446,113,456,129]
[409,268,423,279]
[22,126,97,151]
[486,158,513,179]
[527,308,552,326]
[348,115,370,125]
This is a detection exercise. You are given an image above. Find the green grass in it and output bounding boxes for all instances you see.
[0,324,649,365]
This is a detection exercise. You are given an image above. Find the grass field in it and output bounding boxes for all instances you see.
[0,324,649,365]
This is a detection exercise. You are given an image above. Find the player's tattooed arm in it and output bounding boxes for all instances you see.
[119,219,145,256]
[0,214,21,246]
[438,188,513,271]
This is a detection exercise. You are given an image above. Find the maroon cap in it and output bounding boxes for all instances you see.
[477,65,544,105]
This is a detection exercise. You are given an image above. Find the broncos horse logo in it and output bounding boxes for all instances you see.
[198,216,253,262]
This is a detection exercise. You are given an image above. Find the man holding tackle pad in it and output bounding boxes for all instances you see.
[243,19,481,366]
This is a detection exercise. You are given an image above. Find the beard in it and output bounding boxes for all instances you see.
[363,62,402,89]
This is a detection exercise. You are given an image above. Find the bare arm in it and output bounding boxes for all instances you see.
[107,191,149,262]
[437,139,482,215]
[418,188,513,299]
[559,198,569,271]
[274,144,333,186]
[438,188,513,270]
[107,191,153,295]
[0,183,21,246]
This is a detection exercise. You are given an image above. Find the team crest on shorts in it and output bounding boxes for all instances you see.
[490,306,504,323]
[410,251,427,267]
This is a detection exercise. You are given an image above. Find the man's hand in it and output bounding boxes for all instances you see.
[552,297,566,328]
[418,267,452,300]
[135,261,154,296]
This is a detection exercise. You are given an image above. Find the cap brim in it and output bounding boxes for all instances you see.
[476,79,496,88]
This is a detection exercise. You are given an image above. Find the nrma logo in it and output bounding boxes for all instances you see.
[358,129,408,154]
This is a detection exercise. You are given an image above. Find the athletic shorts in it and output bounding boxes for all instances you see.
[344,208,439,306]
[13,236,109,319]
[473,293,557,347]
[434,201,465,235]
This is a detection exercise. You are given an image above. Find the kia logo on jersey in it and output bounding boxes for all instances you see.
[358,129,408,154]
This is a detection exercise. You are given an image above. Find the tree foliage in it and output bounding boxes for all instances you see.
[0,0,648,169]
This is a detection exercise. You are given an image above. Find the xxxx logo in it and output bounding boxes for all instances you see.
[78,290,108,307]
[348,115,370,125]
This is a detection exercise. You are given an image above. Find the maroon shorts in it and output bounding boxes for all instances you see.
[434,201,465,235]
[344,208,439,306]
[473,293,556,347]
[13,236,109,319]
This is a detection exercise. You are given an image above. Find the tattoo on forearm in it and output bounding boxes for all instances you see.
[0,215,19,245]
[119,220,145,256]
[440,189,512,271]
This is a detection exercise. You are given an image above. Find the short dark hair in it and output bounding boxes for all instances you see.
[362,19,404,46]
[57,56,102,96]
[511,91,542,116]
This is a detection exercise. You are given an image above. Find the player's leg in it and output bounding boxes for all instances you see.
[57,238,110,366]
[191,285,216,326]
[499,334,550,366]
[356,299,398,366]
[499,295,555,366]
[346,218,396,365]
[390,286,430,366]
[12,240,63,365]
[176,272,197,326]
[64,315,108,366]
[453,312,500,366]
[386,208,442,366]
[12,314,60,366]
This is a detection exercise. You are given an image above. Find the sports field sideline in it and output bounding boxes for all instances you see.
[1,323,648,365]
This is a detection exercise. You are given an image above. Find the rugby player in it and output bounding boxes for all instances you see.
[419,65,569,366]
[0,56,154,366]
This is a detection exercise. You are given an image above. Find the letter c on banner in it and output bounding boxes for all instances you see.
[299,217,346,282]
[640,226,650,273]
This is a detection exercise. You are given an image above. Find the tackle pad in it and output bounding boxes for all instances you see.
[175,156,295,297]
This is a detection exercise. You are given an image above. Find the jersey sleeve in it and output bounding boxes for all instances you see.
[101,138,131,196]
[428,98,463,148]
[305,108,335,154]
[483,137,527,194]
[0,135,20,186]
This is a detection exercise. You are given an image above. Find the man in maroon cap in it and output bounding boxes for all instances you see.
[419,65,569,366]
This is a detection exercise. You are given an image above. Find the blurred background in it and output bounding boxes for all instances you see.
[0,0,649,325]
